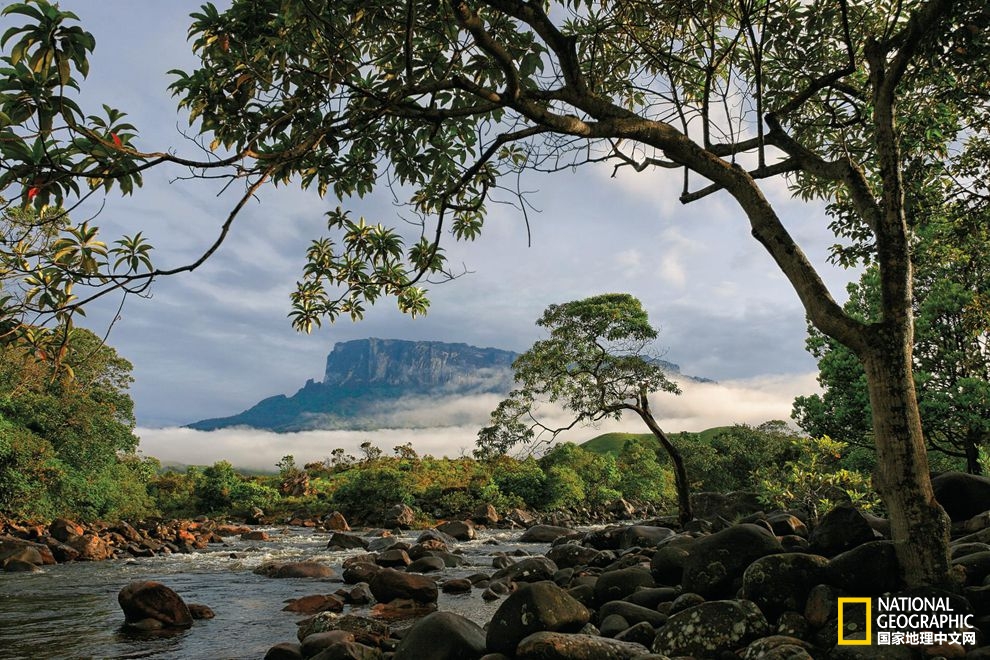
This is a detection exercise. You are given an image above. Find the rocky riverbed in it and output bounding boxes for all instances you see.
[6,473,990,659]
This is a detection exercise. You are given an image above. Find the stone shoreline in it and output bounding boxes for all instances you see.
[6,479,990,658]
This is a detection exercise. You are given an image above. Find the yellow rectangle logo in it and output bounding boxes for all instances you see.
[838,597,872,645]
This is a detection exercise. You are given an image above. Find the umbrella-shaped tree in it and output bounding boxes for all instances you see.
[478,293,692,523]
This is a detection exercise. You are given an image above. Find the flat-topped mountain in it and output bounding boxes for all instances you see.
[186,338,707,432]
[187,338,517,432]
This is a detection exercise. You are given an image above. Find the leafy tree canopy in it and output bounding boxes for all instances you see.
[794,201,990,472]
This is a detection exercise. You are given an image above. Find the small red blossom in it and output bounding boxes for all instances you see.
[111,132,122,147]
[27,186,39,200]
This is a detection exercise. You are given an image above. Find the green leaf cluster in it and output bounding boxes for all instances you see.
[752,435,880,523]
[1,2,146,208]
[0,205,155,362]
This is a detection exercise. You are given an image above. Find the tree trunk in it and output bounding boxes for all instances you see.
[965,429,981,475]
[633,396,692,525]
[861,335,953,588]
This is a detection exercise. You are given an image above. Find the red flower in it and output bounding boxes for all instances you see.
[111,132,122,147]
[27,186,39,200]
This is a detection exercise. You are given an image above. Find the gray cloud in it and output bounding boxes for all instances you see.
[136,372,818,470]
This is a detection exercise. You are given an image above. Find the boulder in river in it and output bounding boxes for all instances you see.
[118,581,194,629]
[515,631,649,659]
[739,552,830,621]
[0,536,55,567]
[491,556,558,584]
[282,594,344,615]
[592,566,655,607]
[518,524,578,543]
[297,613,390,646]
[241,530,269,541]
[681,523,783,598]
[323,511,351,531]
[254,561,334,579]
[436,520,475,541]
[3,558,40,572]
[652,599,769,657]
[327,532,369,551]
[368,567,438,604]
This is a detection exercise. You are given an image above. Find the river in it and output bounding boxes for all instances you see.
[0,526,548,660]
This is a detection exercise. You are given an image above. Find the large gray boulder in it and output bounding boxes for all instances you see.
[486,581,591,655]
[740,552,830,621]
[933,471,990,522]
[368,567,438,604]
[652,599,770,657]
[519,525,579,543]
[809,503,878,557]
[491,556,558,584]
[516,632,649,659]
[681,523,783,598]
[393,612,486,660]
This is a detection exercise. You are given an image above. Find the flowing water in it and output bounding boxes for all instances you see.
[0,527,546,660]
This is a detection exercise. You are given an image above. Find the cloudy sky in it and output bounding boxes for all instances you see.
[18,2,857,467]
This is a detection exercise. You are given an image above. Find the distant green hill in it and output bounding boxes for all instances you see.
[580,426,735,455]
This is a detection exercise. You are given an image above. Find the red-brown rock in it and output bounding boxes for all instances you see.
[371,598,438,620]
[241,530,270,541]
[215,524,252,536]
[324,511,351,531]
[68,533,113,561]
[4,559,40,572]
[42,537,79,562]
[471,503,500,526]
[255,561,335,579]
[1,535,56,565]
[282,594,345,614]
[49,518,83,543]
[188,603,215,619]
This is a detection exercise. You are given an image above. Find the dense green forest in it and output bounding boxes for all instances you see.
[0,325,890,526]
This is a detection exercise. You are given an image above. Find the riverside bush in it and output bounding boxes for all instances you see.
[753,436,880,522]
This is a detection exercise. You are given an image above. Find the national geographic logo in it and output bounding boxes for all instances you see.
[837,598,871,645]
[838,596,977,647]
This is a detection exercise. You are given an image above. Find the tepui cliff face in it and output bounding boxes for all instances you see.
[322,338,517,390]
[186,338,518,432]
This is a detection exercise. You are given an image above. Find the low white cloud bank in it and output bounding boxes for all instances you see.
[136,371,820,471]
